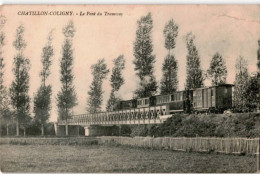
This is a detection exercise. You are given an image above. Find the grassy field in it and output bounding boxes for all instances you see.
[0,144,257,173]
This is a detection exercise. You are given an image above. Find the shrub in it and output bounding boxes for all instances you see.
[148,113,259,138]
[130,125,150,137]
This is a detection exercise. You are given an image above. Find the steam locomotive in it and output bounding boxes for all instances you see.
[115,84,233,114]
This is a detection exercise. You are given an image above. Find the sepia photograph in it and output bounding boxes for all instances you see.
[0,4,259,173]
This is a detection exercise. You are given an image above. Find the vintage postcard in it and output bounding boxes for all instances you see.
[0,5,259,173]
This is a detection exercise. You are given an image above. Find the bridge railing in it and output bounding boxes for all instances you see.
[58,105,171,125]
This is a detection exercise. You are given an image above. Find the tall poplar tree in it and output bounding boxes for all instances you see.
[34,31,54,136]
[160,19,179,94]
[57,21,77,135]
[87,59,109,114]
[133,13,157,98]
[233,56,249,112]
[106,55,125,111]
[257,39,260,110]
[0,33,5,106]
[245,74,259,111]
[0,29,12,136]
[207,52,227,86]
[257,39,260,74]
[185,32,204,89]
[9,25,30,136]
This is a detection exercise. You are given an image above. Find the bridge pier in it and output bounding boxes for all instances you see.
[84,126,91,136]
[84,126,102,136]
[84,125,119,136]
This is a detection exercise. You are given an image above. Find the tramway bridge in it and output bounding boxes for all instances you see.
[55,105,172,136]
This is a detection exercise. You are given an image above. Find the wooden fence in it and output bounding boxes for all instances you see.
[99,136,260,155]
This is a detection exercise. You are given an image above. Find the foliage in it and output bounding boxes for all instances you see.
[153,113,259,138]
[0,30,11,126]
[163,19,179,52]
[34,31,54,129]
[106,55,125,111]
[110,55,125,91]
[233,56,249,112]
[40,31,54,84]
[152,114,184,137]
[87,59,109,113]
[120,113,259,138]
[257,39,260,74]
[12,25,26,51]
[133,13,157,97]
[106,91,121,112]
[130,125,149,137]
[9,25,31,135]
[57,21,77,121]
[34,86,52,124]
[185,32,204,89]
[160,19,179,94]
[257,39,260,109]
[0,32,5,94]
[245,73,259,111]
[120,125,131,136]
[9,56,30,115]
[160,54,178,94]
[134,75,157,98]
[207,52,227,86]
[173,115,217,137]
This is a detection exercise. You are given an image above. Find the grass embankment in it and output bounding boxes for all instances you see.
[128,113,260,138]
[0,144,257,173]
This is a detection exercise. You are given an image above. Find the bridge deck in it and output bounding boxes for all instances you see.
[57,105,173,126]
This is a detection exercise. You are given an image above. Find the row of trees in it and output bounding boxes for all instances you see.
[0,23,54,136]
[0,20,126,136]
[132,13,259,112]
[133,13,223,97]
[0,13,259,136]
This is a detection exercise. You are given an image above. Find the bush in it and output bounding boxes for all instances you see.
[130,125,148,137]
[107,113,258,138]
[149,113,259,138]
[120,125,131,136]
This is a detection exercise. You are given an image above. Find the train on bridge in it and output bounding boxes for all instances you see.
[58,84,233,126]
[116,84,233,114]
[56,84,233,136]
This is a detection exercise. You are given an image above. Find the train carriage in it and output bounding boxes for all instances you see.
[114,84,233,115]
[117,99,137,110]
[192,84,233,113]
[136,97,156,108]
[155,91,186,113]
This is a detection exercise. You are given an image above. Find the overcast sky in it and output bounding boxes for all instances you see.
[1,5,260,122]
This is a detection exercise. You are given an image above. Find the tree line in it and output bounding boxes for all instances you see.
[0,13,259,136]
